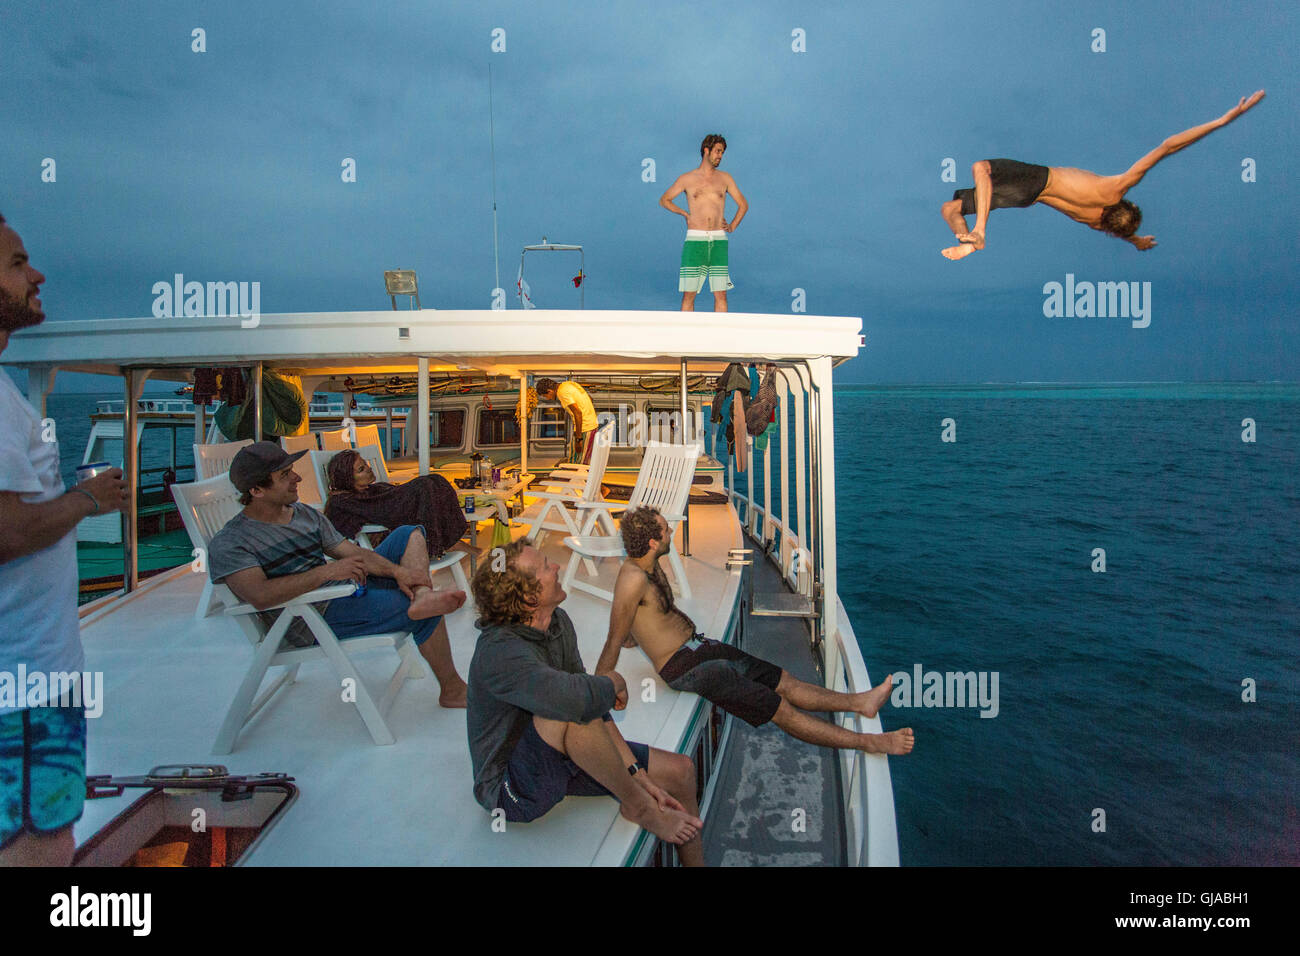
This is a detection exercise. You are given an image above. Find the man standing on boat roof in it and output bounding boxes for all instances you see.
[206,441,470,707]
[535,378,598,466]
[599,507,915,756]
[659,134,748,312]
[467,541,705,864]
[0,214,130,866]
[940,90,1265,260]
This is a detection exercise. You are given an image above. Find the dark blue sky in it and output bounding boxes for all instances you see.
[2,0,1295,387]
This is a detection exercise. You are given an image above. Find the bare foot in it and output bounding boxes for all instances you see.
[621,802,702,845]
[438,680,468,708]
[941,243,977,261]
[857,675,894,719]
[956,231,985,249]
[408,587,467,620]
[873,728,914,755]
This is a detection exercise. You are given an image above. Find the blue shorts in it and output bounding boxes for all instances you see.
[324,524,442,646]
[0,706,87,849]
[497,718,651,823]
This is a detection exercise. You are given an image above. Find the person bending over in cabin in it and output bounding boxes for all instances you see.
[535,378,598,465]
[940,90,1265,261]
[0,213,130,866]
[207,441,469,707]
[466,541,704,864]
[598,506,914,756]
[659,133,748,311]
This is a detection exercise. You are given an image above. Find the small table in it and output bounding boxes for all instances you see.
[459,473,535,573]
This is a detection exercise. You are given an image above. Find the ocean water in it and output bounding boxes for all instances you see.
[834,384,1299,865]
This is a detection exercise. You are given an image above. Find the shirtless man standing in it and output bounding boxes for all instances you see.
[596,507,914,755]
[941,90,1265,260]
[659,134,749,311]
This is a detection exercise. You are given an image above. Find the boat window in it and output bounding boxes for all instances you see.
[431,409,464,449]
[644,405,690,445]
[594,406,631,446]
[477,407,521,446]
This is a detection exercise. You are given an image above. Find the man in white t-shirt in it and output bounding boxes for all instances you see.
[536,378,598,465]
[0,215,128,866]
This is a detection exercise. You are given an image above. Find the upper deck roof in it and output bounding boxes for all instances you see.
[3,309,863,379]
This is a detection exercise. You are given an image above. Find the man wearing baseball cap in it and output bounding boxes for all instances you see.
[207,441,468,706]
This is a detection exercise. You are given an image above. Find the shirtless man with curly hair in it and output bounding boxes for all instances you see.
[598,507,914,755]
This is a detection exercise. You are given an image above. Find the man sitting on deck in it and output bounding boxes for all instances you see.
[598,506,914,756]
[466,541,704,864]
[207,441,469,707]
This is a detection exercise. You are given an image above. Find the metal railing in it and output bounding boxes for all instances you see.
[717,361,894,867]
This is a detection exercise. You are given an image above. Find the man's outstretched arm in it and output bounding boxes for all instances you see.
[1118,90,1265,192]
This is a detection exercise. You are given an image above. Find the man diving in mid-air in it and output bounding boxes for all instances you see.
[940,90,1265,261]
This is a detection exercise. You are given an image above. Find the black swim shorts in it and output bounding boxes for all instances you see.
[496,718,651,824]
[659,637,783,728]
[952,158,1050,215]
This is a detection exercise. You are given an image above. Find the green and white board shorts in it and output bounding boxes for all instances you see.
[679,230,734,293]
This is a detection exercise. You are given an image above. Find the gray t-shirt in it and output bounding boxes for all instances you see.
[466,608,618,810]
[208,503,348,646]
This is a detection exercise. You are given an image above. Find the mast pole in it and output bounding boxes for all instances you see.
[489,64,501,300]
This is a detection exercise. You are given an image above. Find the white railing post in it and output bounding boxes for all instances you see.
[792,371,807,592]
[778,370,791,574]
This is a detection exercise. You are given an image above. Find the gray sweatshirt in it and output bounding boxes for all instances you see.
[467,608,617,810]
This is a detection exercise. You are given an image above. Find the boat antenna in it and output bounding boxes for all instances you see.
[488,62,501,300]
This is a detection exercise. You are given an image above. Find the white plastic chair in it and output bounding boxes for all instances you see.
[320,428,351,451]
[296,451,328,509]
[516,420,612,552]
[172,476,430,753]
[562,440,700,602]
[351,421,379,455]
[170,473,243,619]
[193,439,253,480]
[211,579,423,754]
[281,433,318,454]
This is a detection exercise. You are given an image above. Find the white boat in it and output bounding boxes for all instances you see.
[4,308,899,866]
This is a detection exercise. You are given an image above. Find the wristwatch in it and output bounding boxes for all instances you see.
[627,761,643,776]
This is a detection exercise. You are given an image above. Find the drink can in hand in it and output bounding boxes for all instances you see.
[76,462,114,483]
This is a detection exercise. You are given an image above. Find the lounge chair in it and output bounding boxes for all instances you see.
[562,440,700,602]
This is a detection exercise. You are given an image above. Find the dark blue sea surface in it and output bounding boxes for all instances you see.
[835,384,1298,865]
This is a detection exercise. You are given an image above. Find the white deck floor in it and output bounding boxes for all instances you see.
[74,504,742,866]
